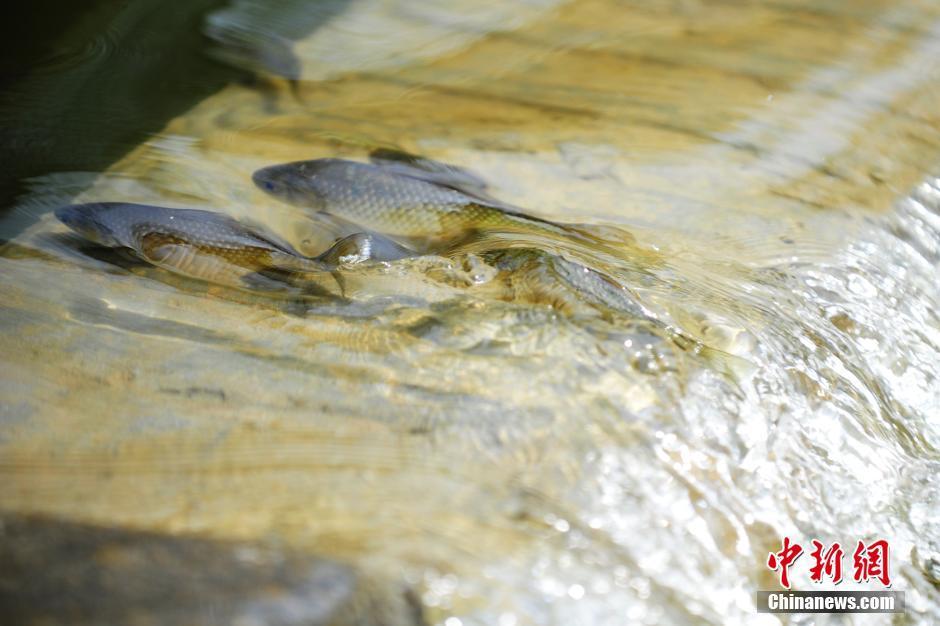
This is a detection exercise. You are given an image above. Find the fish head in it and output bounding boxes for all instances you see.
[55,203,124,246]
[253,159,352,210]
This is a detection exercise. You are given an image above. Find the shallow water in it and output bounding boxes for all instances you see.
[1,1,939,624]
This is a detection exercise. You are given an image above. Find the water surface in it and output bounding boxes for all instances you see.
[1,1,939,624]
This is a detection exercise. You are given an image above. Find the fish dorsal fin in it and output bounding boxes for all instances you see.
[368,148,500,204]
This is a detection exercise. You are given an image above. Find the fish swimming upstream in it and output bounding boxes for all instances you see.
[252,150,662,271]
[55,202,373,293]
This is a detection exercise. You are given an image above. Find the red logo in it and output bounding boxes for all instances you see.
[767,537,891,588]
[853,539,890,587]
[767,537,803,589]
[809,540,844,584]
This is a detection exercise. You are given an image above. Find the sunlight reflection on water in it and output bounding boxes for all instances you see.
[1,0,939,624]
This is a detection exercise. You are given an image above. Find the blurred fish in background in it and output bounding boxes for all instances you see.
[202,0,564,85]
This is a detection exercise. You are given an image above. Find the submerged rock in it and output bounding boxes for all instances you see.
[0,514,424,626]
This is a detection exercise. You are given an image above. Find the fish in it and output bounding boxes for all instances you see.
[55,202,368,294]
[203,0,350,82]
[252,151,570,248]
[484,247,752,383]
[251,150,661,271]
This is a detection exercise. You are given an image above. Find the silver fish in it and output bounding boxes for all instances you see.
[55,202,364,292]
[252,151,662,272]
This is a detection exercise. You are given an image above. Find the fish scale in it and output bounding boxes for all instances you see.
[252,155,667,308]
[55,202,340,291]
[252,158,574,248]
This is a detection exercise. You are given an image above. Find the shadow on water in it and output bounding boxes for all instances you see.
[0,0,351,232]
[0,512,427,625]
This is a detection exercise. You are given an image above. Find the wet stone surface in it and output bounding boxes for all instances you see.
[1,0,939,624]
[0,514,425,626]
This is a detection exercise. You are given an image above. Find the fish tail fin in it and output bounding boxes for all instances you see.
[329,269,347,296]
[671,330,756,387]
[562,222,639,247]
[264,252,345,296]
[288,78,304,103]
[444,222,656,281]
[267,251,331,273]
[702,346,756,390]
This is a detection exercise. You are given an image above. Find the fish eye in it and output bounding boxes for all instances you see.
[263,181,276,191]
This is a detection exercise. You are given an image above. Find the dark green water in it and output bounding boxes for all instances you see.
[0,0,352,234]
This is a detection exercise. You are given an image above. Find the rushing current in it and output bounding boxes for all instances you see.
[0,0,938,624]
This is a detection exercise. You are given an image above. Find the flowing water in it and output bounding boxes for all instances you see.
[1,0,939,624]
